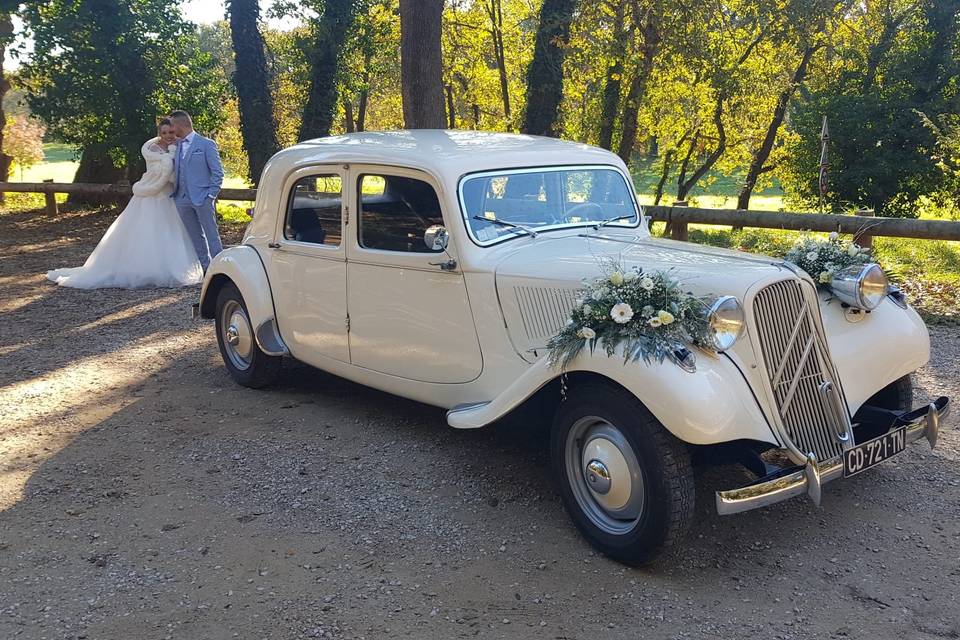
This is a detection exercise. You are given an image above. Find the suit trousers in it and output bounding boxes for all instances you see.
[175,197,222,270]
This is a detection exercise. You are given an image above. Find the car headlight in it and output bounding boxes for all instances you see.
[707,296,745,351]
[829,263,888,310]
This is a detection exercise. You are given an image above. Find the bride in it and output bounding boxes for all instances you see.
[47,118,204,289]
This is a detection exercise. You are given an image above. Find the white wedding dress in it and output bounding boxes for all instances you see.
[47,138,204,289]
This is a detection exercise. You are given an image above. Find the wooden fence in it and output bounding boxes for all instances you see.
[3,180,960,243]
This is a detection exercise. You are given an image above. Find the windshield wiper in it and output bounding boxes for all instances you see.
[592,213,638,230]
[472,215,538,238]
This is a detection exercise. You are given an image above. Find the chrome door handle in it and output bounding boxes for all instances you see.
[429,259,458,271]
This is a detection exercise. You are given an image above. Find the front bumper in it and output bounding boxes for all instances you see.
[716,396,950,515]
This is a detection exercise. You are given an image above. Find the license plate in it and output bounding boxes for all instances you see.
[843,426,907,478]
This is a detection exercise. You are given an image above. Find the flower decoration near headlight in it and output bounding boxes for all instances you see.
[547,264,719,369]
[784,233,889,309]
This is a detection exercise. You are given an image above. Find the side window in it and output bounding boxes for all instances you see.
[284,174,343,246]
[358,174,445,253]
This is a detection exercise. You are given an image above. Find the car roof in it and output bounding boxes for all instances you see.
[278,130,628,184]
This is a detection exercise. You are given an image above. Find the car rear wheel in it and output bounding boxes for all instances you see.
[215,282,281,388]
[551,381,694,566]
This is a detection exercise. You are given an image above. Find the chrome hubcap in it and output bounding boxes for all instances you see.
[565,417,645,535]
[585,459,611,494]
[220,300,253,371]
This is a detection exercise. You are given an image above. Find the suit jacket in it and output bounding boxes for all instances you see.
[172,133,224,206]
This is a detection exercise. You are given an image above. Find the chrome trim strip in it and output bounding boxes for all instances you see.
[716,398,950,515]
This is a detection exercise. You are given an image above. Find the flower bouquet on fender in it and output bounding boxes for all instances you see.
[548,262,715,369]
[785,232,872,287]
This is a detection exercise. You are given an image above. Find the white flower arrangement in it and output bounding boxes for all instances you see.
[785,234,872,289]
[548,262,715,369]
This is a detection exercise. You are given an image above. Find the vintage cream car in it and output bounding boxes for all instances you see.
[196,130,949,565]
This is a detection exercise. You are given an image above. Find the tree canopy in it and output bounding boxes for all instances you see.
[6,0,958,214]
[19,0,226,180]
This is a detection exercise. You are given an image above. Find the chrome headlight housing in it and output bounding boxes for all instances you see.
[707,295,746,351]
[829,263,888,310]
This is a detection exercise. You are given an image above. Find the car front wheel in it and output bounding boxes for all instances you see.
[215,282,281,388]
[551,381,694,566]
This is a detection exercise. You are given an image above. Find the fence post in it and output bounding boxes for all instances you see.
[116,179,131,209]
[855,208,875,249]
[671,200,688,241]
[42,179,58,217]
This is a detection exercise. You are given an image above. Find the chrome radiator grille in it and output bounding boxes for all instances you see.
[753,279,847,462]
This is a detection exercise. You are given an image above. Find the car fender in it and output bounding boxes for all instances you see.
[447,347,779,447]
[198,245,288,356]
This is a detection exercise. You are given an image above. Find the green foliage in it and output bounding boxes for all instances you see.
[778,0,960,217]
[20,0,227,177]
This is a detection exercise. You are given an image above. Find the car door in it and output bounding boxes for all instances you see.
[345,166,483,383]
[269,166,350,365]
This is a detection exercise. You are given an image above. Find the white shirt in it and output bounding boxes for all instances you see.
[179,131,197,159]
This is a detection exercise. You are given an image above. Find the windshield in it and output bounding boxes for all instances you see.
[460,166,639,245]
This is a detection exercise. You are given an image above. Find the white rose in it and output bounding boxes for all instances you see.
[582,304,593,316]
[847,244,860,257]
[657,310,675,325]
[590,288,605,301]
[806,251,819,262]
[610,303,634,324]
[609,271,624,286]
[639,277,655,291]
[829,232,839,241]
[577,326,596,340]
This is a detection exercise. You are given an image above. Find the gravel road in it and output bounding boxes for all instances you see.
[1,207,959,640]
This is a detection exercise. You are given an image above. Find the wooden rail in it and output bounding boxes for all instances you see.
[2,182,958,242]
[644,205,960,242]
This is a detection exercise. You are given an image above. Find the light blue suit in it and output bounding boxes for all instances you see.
[172,132,225,270]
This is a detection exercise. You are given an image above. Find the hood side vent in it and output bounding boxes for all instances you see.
[514,286,581,341]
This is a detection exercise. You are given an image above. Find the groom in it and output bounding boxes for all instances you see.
[169,110,224,272]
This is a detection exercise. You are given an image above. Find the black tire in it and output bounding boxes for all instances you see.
[215,282,281,388]
[550,381,694,566]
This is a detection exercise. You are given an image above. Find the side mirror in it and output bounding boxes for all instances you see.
[424,225,449,251]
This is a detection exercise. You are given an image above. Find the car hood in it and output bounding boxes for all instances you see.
[493,232,795,357]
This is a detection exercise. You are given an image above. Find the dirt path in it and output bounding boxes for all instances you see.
[1,206,959,640]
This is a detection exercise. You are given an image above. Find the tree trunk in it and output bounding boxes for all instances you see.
[446,84,456,128]
[69,144,125,206]
[675,132,697,199]
[597,1,628,150]
[0,14,13,203]
[343,99,355,133]
[400,0,446,129]
[736,43,817,210]
[299,0,357,140]
[356,66,370,132]
[677,100,725,200]
[653,149,674,206]
[228,0,281,185]
[616,14,660,165]
[521,0,577,136]
[484,0,511,123]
